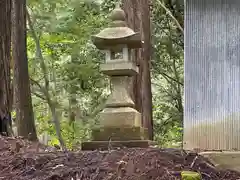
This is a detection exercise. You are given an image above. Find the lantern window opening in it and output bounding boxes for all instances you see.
[111,51,123,60]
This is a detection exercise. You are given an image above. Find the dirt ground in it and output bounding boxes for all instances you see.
[0,136,240,180]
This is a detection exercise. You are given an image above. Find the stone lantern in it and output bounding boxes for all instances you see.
[81,5,150,150]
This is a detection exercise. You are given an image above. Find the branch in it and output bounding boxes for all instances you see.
[152,82,176,98]
[160,71,183,86]
[156,0,184,34]
[32,91,46,100]
[26,9,49,91]
[160,116,173,127]
[29,77,44,91]
[29,77,49,98]
[167,21,184,113]
[26,9,67,153]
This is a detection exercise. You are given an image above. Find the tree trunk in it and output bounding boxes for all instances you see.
[122,0,142,114]
[140,0,153,140]
[0,0,12,136]
[68,95,77,124]
[122,0,153,140]
[12,0,37,141]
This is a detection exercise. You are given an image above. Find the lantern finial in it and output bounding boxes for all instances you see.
[115,2,121,9]
[110,2,126,27]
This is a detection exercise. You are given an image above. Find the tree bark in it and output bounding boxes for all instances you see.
[0,0,12,136]
[122,0,142,114]
[140,0,153,140]
[68,95,77,124]
[122,0,153,140]
[12,0,37,141]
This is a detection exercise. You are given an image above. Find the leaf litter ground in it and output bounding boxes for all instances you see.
[0,136,240,180]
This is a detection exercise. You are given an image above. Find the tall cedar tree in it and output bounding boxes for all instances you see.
[0,0,12,136]
[122,0,153,140]
[12,0,38,140]
[140,0,153,140]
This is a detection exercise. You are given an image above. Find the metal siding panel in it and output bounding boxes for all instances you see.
[184,0,240,150]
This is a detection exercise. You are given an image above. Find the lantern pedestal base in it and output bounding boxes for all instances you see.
[200,151,240,172]
[81,140,154,151]
[91,126,148,141]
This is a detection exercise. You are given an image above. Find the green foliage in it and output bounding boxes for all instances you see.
[27,0,110,146]
[152,0,184,147]
[25,0,184,148]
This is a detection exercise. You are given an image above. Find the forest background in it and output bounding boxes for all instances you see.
[0,0,184,149]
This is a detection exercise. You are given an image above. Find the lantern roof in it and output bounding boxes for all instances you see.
[92,3,142,50]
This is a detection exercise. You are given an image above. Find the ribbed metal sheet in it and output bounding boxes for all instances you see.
[184,0,240,150]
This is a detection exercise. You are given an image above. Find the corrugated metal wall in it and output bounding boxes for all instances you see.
[184,0,240,150]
